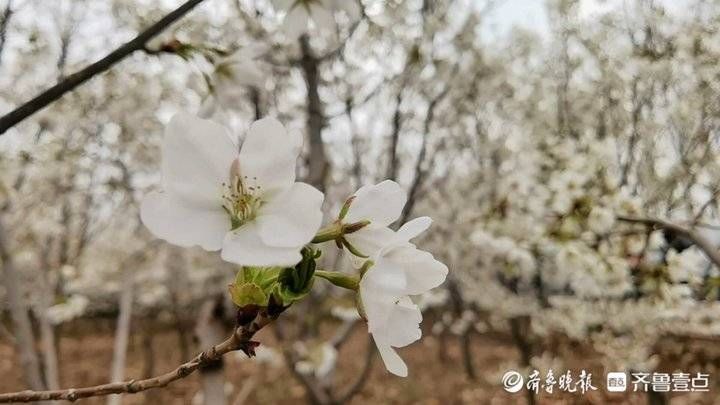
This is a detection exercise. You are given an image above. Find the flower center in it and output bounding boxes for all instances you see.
[222,175,264,230]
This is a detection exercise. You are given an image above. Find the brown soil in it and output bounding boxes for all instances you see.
[0,321,717,404]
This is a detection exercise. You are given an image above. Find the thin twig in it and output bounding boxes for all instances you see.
[0,311,278,403]
[0,0,208,136]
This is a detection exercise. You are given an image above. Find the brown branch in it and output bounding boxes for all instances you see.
[0,0,208,136]
[0,0,13,66]
[299,35,329,192]
[617,215,720,269]
[0,311,278,403]
[400,87,450,223]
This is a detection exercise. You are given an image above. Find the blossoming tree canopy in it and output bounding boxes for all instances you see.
[139,113,448,377]
[272,0,361,38]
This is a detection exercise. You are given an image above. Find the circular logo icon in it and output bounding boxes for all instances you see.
[502,371,524,393]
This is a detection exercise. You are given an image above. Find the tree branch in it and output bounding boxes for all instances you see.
[299,35,329,192]
[0,0,208,136]
[0,311,278,403]
[617,215,720,269]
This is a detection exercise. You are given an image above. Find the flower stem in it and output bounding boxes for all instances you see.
[315,270,359,291]
[312,223,343,243]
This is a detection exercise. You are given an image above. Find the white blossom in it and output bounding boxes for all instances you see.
[141,114,324,267]
[272,0,360,39]
[358,217,448,377]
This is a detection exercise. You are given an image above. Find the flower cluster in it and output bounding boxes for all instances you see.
[141,114,447,376]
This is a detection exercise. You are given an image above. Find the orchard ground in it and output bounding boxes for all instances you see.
[1,317,718,404]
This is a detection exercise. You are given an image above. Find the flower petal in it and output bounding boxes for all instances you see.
[345,180,406,227]
[344,225,397,260]
[140,191,228,251]
[239,117,298,194]
[396,216,432,242]
[221,222,302,266]
[382,296,422,347]
[162,113,237,208]
[256,182,324,247]
[384,246,448,295]
[373,338,408,377]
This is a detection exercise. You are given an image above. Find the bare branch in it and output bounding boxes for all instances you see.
[0,0,13,66]
[400,87,450,223]
[299,35,329,192]
[0,0,208,136]
[617,215,720,269]
[0,311,279,403]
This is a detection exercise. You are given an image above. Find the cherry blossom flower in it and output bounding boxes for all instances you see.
[358,217,448,376]
[271,0,361,39]
[141,113,324,267]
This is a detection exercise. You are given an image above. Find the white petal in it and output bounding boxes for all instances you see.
[345,180,406,227]
[162,113,237,208]
[140,191,228,251]
[396,216,432,242]
[239,117,298,194]
[309,2,336,32]
[282,4,310,39]
[373,338,408,377]
[344,225,397,260]
[382,296,422,347]
[362,264,406,299]
[256,182,324,247]
[384,246,448,295]
[221,222,302,266]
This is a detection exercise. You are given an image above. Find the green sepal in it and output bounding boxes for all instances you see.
[229,283,267,308]
[228,266,281,308]
[275,247,317,306]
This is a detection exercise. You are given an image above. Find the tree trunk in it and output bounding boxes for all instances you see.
[37,270,60,394]
[195,298,228,405]
[299,35,328,192]
[107,275,134,405]
[509,317,535,405]
[0,218,45,391]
